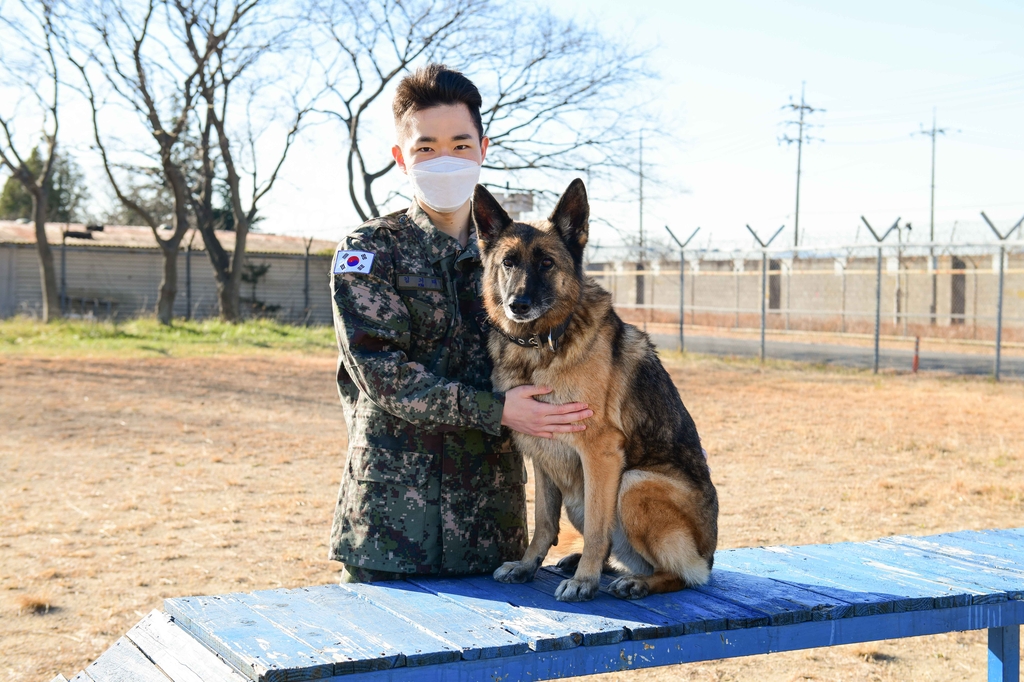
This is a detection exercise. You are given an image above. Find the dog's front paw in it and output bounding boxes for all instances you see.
[493,559,539,584]
[608,575,650,600]
[555,576,599,602]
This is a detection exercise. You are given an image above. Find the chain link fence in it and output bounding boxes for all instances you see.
[588,242,1024,379]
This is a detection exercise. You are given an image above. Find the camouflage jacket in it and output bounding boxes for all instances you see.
[329,202,528,575]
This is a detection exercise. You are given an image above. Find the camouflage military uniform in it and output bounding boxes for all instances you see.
[329,202,528,576]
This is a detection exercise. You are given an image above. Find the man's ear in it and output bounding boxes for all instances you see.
[548,178,589,258]
[472,184,512,247]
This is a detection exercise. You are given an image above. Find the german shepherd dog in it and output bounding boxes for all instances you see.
[472,179,718,602]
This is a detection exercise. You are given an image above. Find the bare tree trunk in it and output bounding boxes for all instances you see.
[32,191,60,321]
[217,276,240,321]
[156,241,180,324]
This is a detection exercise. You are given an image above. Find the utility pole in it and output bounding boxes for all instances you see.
[780,82,824,248]
[914,109,954,325]
[636,130,645,308]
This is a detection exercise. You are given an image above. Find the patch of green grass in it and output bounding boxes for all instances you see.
[0,317,336,357]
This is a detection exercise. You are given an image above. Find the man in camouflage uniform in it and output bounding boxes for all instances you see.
[330,64,591,581]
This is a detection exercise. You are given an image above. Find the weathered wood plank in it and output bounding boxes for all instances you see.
[525,568,688,639]
[302,600,1024,681]
[592,570,771,633]
[715,546,898,617]
[80,636,170,682]
[811,540,1009,605]
[780,543,982,610]
[407,575,584,652]
[881,532,1024,576]
[336,581,529,660]
[126,610,248,682]
[875,536,1024,600]
[165,594,335,682]
[694,569,854,625]
[245,585,462,669]
[68,673,91,682]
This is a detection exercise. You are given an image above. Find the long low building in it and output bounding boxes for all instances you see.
[0,221,339,323]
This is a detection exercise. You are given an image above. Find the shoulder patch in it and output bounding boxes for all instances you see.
[333,250,376,274]
[396,273,443,291]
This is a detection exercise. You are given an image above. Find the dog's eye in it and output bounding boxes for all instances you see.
[502,258,514,268]
[540,258,554,269]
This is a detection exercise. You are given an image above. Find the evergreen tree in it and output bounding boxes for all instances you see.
[0,148,88,222]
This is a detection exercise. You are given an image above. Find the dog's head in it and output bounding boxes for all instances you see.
[473,179,589,332]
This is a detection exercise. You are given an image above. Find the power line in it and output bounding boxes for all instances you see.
[780,82,825,248]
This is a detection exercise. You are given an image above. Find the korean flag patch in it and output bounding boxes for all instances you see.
[333,249,375,274]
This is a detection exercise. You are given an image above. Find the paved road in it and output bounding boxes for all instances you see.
[648,332,1024,379]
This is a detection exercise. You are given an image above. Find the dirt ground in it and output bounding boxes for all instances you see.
[1,350,1022,681]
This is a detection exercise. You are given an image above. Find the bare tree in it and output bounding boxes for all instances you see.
[0,0,64,321]
[69,0,242,324]
[179,0,311,321]
[309,0,651,222]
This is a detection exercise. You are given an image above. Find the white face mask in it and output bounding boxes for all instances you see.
[407,156,481,213]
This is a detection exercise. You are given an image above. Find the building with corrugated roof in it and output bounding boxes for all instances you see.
[0,221,337,322]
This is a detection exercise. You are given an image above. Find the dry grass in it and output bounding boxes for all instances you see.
[1,349,1022,681]
[14,594,53,615]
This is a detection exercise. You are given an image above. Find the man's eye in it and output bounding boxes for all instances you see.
[540,258,554,268]
[502,258,514,268]
[417,147,433,152]
[455,145,470,150]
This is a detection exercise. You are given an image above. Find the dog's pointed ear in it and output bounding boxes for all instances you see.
[472,184,513,248]
[548,178,589,258]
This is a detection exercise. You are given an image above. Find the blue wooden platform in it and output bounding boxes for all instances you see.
[63,528,1024,682]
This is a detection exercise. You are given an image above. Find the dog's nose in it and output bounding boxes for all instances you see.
[509,297,532,316]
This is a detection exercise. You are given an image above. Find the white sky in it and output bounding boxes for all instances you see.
[4,0,1023,252]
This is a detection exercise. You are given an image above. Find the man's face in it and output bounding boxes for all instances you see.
[392,103,489,173]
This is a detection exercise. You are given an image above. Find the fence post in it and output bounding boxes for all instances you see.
[664,226,699,353]
[981,211,1023,382]
[874,245,882,373]
[761,250,768,361]
[303,237,313,325]
[995,244,1005,381]
[185,239,192,321]
[861,217,899,374]
[60,231,67,315]
[745,224,784,363]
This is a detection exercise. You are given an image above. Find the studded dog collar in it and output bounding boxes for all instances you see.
[481,311,574,353]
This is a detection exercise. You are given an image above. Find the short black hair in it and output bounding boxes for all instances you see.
[393,63,484,139]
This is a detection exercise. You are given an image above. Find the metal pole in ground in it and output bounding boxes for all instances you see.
[995,244,1005,380]
[861,216,900,374]
[980,211,1023,382]
[745,224,785,363]
[304,237,313,325]
[185,235,193,321]
[761,250,768,361]
[665,226,699,353]
[60,231,67,315]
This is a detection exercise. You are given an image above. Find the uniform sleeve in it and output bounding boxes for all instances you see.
[331,230,504,436]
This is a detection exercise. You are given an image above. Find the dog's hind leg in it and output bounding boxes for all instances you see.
[609,469,713,599]
[494,465,562,584]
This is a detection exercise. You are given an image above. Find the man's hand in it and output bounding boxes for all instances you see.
[501,385,593,439]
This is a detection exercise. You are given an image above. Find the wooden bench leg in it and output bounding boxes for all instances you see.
[989,625,1020,682]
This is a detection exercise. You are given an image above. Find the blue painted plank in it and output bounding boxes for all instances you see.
[889,531,1024,576]
[309,600,1024,681]
[336,581,529,661]
[816,539,1013,605]
[590,570,771,633]
[715,546,898,616]
[165,594,334,682]
[694,569,854,625]
[79,636,170,682]
[878,536,1024,600]
[524,568,688,638]
[782,543,984,610]
[236,586,462,669]
[406,575,583,652]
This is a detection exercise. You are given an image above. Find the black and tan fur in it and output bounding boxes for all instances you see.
[473,179,718,602]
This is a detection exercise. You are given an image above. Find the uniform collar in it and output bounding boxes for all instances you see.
[403,202,479,266]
